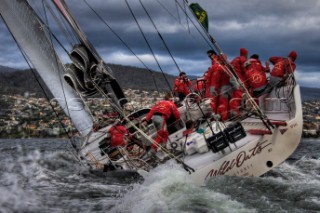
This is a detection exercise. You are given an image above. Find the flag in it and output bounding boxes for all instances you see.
[189,3,209,31]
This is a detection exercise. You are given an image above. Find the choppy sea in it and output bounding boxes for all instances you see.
[0,138,319,213]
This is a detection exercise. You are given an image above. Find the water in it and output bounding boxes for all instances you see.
[0,138,319,213]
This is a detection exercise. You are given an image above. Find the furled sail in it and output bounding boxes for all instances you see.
[0,0,94,136]
[52,0,127,108]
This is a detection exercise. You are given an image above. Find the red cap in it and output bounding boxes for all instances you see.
[288,51,297,61]
[240,48,248,57]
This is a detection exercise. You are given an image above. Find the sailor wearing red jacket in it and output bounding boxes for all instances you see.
[231,48,249,88]
[229,48,248,117]
[193,70,208,98]
[245,54,270,97]
[269,51,297,86]
[108,121,130,147]
[206,54,231,121]
[206,56,222,113]
[144,93,181,151]
[173,72,192,101]
[216,54,231,121]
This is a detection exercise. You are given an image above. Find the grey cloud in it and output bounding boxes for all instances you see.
[1,0,320,87]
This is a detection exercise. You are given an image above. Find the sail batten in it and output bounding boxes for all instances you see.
[0,0,94,136]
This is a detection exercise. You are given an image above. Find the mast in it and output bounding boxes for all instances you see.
[0,0,94,136]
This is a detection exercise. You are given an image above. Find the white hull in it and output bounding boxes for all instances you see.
[186,85,302,185]
[80,83,302,186]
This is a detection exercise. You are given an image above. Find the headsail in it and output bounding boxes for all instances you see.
[0,0,93,136]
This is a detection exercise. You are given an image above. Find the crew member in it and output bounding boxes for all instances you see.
[143,92,181,152]
[206,54,230,121]
[245,54,270,97]
[193,70,208,98]
[173,72,192,101]
[229,48,249,117]
[108,120,130,147]
[269,51,297,86]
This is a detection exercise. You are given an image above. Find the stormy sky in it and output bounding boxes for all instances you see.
[0,0,319,88]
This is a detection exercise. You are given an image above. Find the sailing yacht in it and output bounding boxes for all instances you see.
[0,0,302,186]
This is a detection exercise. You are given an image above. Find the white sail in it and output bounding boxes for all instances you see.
[0,0,93,136]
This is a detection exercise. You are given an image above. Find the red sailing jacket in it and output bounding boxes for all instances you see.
[231,56,247,87]
[174,77,192,96]
[245,58,268,90]
[145,100,180,122]
[206,63,229,96]
[108,125,129,147]
[269,57,296,79]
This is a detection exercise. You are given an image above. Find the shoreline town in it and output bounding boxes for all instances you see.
[0,90,319,138]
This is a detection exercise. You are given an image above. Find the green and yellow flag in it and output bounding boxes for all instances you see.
[189,3,208,31]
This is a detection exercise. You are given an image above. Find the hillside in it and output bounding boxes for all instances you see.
[0,64,176,96]
[1,64,320,100]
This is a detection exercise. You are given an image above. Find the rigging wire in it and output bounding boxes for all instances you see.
[175,0,215,50]
[82,0,160,93]
[154,0,207,49]
[175,0,181,24]
[177,0,273,129]
[139,0,182,74]
[45,1,78,47]
[182,0,190,33]
[124,0,172,91]
[29,0,78,46]
[138,1,213,131]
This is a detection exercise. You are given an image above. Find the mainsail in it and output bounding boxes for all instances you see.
[0,0,94,136]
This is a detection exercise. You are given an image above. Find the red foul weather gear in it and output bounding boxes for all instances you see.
[174,76,192,100]
[269,51,297,79]
[217,68,231,121]
[206,63,224,113]
[206,61,231,120]
[145,100,180,122]
[108,125,129,147]
[229,48,248,117]
[231,48,248,88]
[229,88,243,117]
[145,100,180,151]
[245,58,269,96]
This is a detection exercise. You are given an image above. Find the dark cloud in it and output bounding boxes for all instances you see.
[1,0,319,87]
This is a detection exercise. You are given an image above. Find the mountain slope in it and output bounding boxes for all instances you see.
[1,64,320,100]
